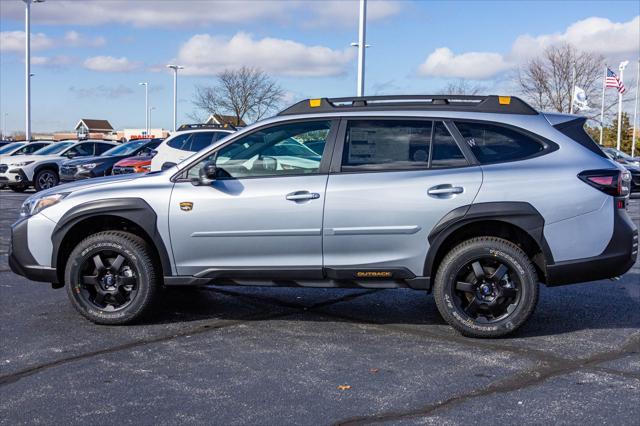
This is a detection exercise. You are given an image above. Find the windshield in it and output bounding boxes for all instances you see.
[101,140,149,156]
[0,142,26,154]
[32,142,74,155]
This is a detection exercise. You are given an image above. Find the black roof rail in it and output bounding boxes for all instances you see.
[278,95,538,116]
[177,123,237,131]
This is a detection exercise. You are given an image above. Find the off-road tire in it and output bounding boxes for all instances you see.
[65,231,159,325]
[433,237,539,338]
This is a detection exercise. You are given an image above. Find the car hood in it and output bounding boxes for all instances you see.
[115,156,152,166]
[62,155,122,166]
[1,154,61,165]
[32,173,142,199]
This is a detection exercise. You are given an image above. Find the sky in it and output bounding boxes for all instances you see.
[0,0,638,133]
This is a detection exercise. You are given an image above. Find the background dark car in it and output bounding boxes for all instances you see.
[60,138,162,182]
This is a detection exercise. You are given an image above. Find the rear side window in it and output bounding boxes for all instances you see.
[167,133,191,150]
[455,121,544,164]
[188,132,217,152]
[342,120,433,170]
[432,122,467,168]
[94,143,113,155]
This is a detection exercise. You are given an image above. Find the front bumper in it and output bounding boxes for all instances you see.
[2,169,29,186]
[9,217,58,283]
[546,199,638,285]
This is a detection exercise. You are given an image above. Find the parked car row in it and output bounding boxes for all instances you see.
[0,124,237,192]
[601,146,640,193]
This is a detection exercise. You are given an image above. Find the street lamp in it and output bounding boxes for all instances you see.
[2,113,8,140]
[139,82,149,135]
[350,0,368,97]
[148,107,156,134]
[616,61,629,151]
[166,64,184,132]
[23,0,45,141]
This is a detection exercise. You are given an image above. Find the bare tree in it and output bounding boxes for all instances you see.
[191,67,284,125]
[438,80,486,96]
[517,44,618,119]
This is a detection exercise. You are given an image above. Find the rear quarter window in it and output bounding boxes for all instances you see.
[455,121,545,164]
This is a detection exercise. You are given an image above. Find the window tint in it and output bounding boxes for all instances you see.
[167,133,191,150]
[187,121,330,179]
[431,122,467,168]
[20,143,48,154]
[342,120,433,170]
[94,143,114,155]
[66,143,94,157]
[455,121,544,164]
[188,132,216,152]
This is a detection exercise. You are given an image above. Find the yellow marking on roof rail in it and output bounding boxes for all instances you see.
[309,99,322,107]
[498,96,511,105]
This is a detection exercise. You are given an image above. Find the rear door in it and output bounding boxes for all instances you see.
[322,118,483,278]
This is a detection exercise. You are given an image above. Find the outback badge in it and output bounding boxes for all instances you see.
[179,202,193,212]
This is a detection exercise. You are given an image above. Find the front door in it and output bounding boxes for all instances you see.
[169,119,337,277]
[323,119,483,278]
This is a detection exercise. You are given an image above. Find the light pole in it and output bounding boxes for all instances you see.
[2,113,8,140]
[23,0,45,141]
[166,64,183,132]
[139,82,148,135]
[616,61,629,151]
[632,59,639,157]
[354,0,367,97]
[148,107,156,134]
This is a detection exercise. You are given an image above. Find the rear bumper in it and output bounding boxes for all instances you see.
[8,218,58,283]
[546,201,638,286]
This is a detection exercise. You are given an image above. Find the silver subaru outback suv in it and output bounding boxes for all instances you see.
[9,95,637,338]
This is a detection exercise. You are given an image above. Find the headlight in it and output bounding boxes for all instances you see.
[20,193,68,218]
[80,162,101,170]
[13,161,34,167]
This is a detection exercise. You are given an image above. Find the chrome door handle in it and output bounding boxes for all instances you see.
[428,185,464,197]
[286,191,320,201]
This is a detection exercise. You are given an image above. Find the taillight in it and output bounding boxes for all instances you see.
[578,169,630,197]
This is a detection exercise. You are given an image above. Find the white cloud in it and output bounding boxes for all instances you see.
[419,48,512,80]
[176,32,355,77]
[64,31,106,48]
[0,1,400,28]
[31,55,76,67]
[0,31,54,52]
[83,56,141,72]
[418,16,639,80]
[512,16,640,60]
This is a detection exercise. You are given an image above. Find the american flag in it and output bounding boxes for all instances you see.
[606,67,626,94]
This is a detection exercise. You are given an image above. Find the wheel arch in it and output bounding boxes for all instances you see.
[424,202,554,285]
[51,198,172,286]
[33,162,60,176]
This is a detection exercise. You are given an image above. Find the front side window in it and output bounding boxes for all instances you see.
[342,120,433,171]
[186,121,331,179]
[455,121,544,164]
[17,143,49,155]
[94,143,114,155]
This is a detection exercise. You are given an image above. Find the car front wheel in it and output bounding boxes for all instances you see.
[34,169,59,191]
[433,237,539,338]
[65,231,159,324]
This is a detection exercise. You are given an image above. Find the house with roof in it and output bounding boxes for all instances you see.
[205,114,246,128]
[75,119,114,140]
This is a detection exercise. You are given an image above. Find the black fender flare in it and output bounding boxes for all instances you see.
[51,198,173,277]
[33,162,60,176]
[424,201,555,278]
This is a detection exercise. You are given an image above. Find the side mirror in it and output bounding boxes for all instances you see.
[191,161,218,186]
[161,161,177,171]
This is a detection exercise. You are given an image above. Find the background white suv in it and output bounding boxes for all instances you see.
[150,125,235,171]
[0,140,116,192]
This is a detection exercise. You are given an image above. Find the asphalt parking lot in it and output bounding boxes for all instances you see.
[0,189,638,425]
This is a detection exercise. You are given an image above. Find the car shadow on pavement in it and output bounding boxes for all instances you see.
[146,271,640,338]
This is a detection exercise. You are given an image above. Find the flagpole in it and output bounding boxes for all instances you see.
[616,62,627,151]
[632,59,639,157]
[570,65,576,114]
[599,65,607,145]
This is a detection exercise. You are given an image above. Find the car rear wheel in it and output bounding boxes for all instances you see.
[65,231,159,325]
[433,237,539,338]
[34,169,58,191]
